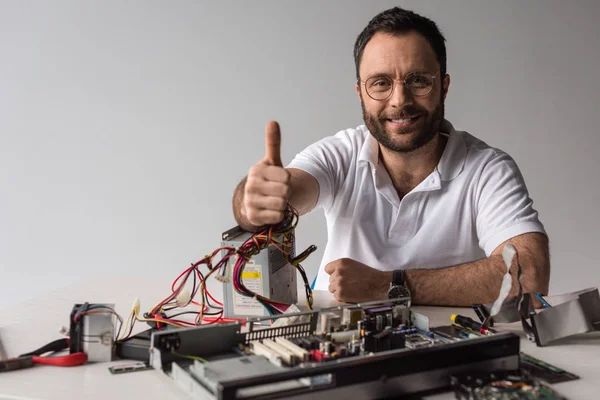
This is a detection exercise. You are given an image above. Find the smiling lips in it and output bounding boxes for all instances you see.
[387,115,420,127]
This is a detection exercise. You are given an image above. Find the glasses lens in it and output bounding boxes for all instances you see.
[406,73,434,96]
[365,76,393,100]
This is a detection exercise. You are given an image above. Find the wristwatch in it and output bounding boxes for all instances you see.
[387,269,411,306]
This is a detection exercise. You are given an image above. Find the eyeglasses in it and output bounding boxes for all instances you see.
[360,70,441,101]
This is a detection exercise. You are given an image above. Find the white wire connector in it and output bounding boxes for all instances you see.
[215,258,232,283]
[176,288,191,307]
[271,304,310,327]
[132,297,141,315]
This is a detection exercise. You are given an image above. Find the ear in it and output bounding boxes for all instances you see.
[355,81,361,100]
[442,74,450,101]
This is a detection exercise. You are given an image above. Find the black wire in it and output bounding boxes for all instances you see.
[197,269,223,311]
[188,265,198,306]
[116,312,136,342]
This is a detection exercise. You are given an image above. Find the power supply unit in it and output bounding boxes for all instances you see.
[221,226,297,319]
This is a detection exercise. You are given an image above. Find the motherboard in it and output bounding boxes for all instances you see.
[148,298,531,399]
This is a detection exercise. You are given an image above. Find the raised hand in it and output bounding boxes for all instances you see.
[241,121,291,227]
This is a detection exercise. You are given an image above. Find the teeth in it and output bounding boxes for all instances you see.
[391,118,413,123]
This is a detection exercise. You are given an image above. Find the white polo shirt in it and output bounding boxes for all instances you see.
[287,119,546,291]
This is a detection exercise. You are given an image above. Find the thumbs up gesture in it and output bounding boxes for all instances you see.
[241,121,291,227]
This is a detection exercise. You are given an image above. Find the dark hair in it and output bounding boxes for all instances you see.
[353,7,447,81]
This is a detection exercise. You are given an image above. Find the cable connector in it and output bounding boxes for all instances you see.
[175,289,191,307]
[132,298,141,315]
[271,304,310,327]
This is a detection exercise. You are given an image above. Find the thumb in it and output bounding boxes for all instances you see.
[264,120,283,166]
[324,262,336,275]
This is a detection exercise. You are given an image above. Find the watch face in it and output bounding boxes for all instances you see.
[387,285,411,304]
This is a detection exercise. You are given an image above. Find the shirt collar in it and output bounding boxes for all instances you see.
[358,119,466,182]
[436,119,466,181]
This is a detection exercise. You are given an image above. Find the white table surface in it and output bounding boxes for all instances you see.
[0,275,598,400]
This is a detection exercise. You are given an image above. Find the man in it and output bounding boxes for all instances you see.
[232,7,550,307]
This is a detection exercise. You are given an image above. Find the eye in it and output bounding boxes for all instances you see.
[407,74,432,88]
[366,76,392,90]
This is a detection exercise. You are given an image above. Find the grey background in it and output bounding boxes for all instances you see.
[1,1,599,308]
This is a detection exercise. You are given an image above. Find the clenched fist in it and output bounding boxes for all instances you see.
[241,121,291,227]
[325,258,392,303]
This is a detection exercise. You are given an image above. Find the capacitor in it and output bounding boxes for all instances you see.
[386,313,393,328]
[357,320,364,334]
[376,315,383,331]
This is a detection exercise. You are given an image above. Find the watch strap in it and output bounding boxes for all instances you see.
[392,269,405,286]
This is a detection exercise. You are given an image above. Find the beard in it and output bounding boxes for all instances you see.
[361,95,445,153]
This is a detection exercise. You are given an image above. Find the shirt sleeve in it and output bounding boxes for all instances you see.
[286,130,356,212]
[475,152,546,256]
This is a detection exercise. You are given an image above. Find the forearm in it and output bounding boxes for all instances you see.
[404,233,550,307]
[405,256,509,306]
[406,257,548,307]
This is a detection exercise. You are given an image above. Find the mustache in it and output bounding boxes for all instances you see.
[384,106,425,120]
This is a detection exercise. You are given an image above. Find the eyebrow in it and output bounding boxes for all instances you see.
[365,73,390,80]
[364,69,435,80]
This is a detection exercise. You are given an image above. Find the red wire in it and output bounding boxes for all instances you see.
[171,264,196,293]
[32,352,87,367]
[205,311,224,325]
[170,255,225,309]
[195,267,223,306]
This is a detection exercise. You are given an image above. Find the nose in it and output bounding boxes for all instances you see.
[388,80,413,109]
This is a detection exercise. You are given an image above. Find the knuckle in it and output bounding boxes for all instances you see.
[246,177,260,192]
[250,163,267,178]
[244,194,258,207]
[248,165,260,178]
[275,197,287,210]
[246,209,259,223]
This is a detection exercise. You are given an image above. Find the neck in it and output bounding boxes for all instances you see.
[379,133,447,196]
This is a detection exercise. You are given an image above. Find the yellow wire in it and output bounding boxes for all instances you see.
[172,350,207,363]
[117,308,135,341]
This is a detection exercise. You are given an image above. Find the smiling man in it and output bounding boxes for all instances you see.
[232,7,550,306]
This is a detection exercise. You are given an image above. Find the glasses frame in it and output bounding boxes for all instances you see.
[360,69,442,101]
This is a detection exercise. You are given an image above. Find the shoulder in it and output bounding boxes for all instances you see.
[323,124,370,149]
[457,130,519,174]
[440,120,527,193]
[299,124,371,159]
[452,131,528,202]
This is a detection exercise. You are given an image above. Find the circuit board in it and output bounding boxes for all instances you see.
[148,299,536,399]
[451,370,568,400]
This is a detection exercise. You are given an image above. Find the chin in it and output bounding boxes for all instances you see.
[378,129,436,153]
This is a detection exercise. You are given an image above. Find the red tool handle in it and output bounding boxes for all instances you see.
[32,352,87,367]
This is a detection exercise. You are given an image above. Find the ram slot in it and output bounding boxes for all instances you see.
[250,341,283,367]
[275,337,310,362]
[262,339,298,366]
